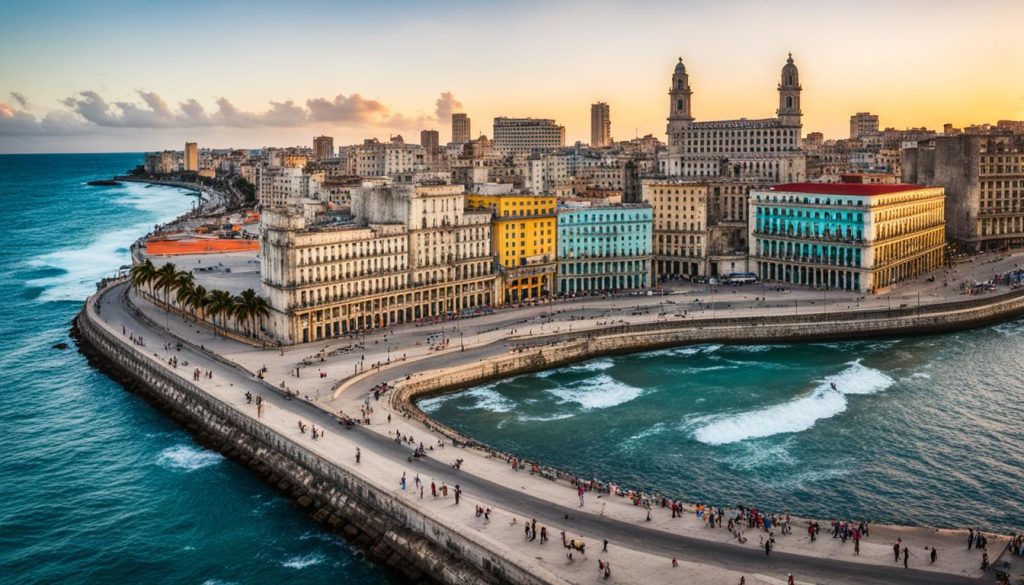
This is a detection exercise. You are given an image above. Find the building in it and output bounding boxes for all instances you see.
[642,181,708,279]
[261,184,497,344]
[256,166,314,207]
[144,150,178,174]
[184,142,198,172]
[420,130,440,152]
[452,113,471,144]
[339,137,425,178]
[493,117,565,156]
[465,193,557,302]
[850,113,880,140]
[313,136,335,161]
[748,182,945,292]
[556,203,652,295]
[591,102,611,148]
[660,55,806,183]
[904,134,1024,251]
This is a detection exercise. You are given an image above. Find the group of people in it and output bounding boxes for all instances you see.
[518,517,548,544]
[295,419,323,439]
[192,367,212,381]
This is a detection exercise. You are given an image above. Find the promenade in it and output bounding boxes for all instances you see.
[84,260,1024,583]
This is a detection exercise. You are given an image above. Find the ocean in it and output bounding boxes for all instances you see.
[421,326,1024,534]
[0,154,394,585]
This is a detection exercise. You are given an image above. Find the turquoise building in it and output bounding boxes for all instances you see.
[556,204,653,295]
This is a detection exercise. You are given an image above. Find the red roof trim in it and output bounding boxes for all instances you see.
[769,183,929,196]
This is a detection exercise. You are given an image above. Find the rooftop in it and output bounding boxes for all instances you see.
[770,183,929,196]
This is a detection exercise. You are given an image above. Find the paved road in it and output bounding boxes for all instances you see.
[95,282,986,585]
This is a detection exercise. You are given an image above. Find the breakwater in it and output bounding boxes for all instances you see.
[73,284,553,585]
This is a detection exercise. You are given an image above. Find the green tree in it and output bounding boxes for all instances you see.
[207,289,236,335]
[130,259,157,295]
[234,288,271,338]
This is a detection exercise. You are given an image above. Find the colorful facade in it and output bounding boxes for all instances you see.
[749,183,945,292]
[556,204,653,295]
[465,193,557,303]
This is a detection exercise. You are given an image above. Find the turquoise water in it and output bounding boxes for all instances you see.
[421,332,1024,534]
[0,154,393,584]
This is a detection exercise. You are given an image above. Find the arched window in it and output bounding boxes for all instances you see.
[786,96,793,109]
[676,99,683,111]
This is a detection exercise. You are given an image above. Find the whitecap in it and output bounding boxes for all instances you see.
[536,357,614,378]
[25,183,196,302]
[156,444,223,471]
[692,361,894,445]
[546,374,643,410]
[281,552,326,569]
[517,413,575,422]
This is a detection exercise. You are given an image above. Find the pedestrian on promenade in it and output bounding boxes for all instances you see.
[454,485,461,505]
[530,519,537,541]
[764,539,772,556]
[903,545,910,568]
[930,547,937,564]
[356,447,361,463]
[603,539,608,552]
[540,526,548,544]
[787,575,795,585]
[968,529,975,550]
[577,484,585,507]
[430,481,436,498]
[400,472,406,491]
[893,540,902,562]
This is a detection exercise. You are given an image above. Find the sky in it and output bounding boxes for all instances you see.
[1,0,1023,154]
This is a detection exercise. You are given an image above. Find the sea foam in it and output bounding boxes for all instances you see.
[546,374,643,410]
[693,361,894,445]
[281,552,326,569]
[26,183,195,302]
[156,444,223,471]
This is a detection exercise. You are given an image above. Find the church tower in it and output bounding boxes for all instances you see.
[777,53,802,128]
[667,58,694,147]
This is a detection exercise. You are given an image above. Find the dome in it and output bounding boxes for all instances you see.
[782,52,798,75]
[674,57,686,75]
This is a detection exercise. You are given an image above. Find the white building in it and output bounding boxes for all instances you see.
[493,117,565,155]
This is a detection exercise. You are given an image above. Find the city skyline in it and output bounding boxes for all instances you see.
[2,0,1023,153]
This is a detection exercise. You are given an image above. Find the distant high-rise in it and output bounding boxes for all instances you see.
[420,129,440,151]
[591,102,611,147]
[452,113,471,143]
[313,135,335,161]
[849,112,879,140]
[184,142,198,172]
[492,117,565,155]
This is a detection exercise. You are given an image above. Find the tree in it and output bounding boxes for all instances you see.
[207,289,236,335]
[234,288,271,338]
[174,271,195,314]
[130,259,157,295]
[153,263,180,309]
[184,284,209,322]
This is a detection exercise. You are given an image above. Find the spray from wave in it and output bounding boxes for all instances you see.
[25,183,197,302]
[156,444,223,471]
[693,361,894,445]
[546,374,644,410]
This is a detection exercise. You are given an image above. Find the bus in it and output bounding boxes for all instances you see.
[721,272,758,285]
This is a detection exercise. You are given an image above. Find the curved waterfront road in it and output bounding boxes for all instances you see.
[95,282,987,585]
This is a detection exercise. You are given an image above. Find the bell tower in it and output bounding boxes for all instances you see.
[777,52,802,128]
[667,57,694,147]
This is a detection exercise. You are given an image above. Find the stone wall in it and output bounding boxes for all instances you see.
[73,295,557,585]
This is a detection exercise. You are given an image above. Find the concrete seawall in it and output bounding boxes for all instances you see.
[72,290,553,585]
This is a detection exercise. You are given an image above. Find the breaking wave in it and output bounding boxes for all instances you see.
[693,361,894,445]
[156,444,223,471]
[281,552,326,569]
[546,374,644,410]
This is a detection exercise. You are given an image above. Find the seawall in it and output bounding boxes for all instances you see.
[72,288,553,585]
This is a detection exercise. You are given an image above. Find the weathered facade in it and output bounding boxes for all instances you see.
[555,203,652,295]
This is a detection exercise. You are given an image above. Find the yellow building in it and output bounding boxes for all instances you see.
[465,193,557,303]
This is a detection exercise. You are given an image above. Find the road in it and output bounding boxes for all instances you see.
[93,281,991,585]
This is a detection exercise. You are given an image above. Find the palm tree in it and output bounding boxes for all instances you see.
[174,271,195,314]
[130,259,157,295]
[233,288,271,338]
[207,289,236,335]
[153,263,179,308]
[184,284,209,322]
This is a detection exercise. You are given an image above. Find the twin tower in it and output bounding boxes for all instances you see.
[667,53,803,134]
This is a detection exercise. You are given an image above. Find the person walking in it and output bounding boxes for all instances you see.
[893,541,902,562]
[903,545,910,569]
[454,485,461,505]
[968,528,975,550]
[930,547,937,564]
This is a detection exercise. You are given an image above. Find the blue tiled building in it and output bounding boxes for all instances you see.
[556,203,653,295]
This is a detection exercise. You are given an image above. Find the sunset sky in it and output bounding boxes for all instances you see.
[2,0,1023,153]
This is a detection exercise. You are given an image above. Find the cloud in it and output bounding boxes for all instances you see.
[435,91,463,121]
[1,90,464,137]
[306,93,390,123]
